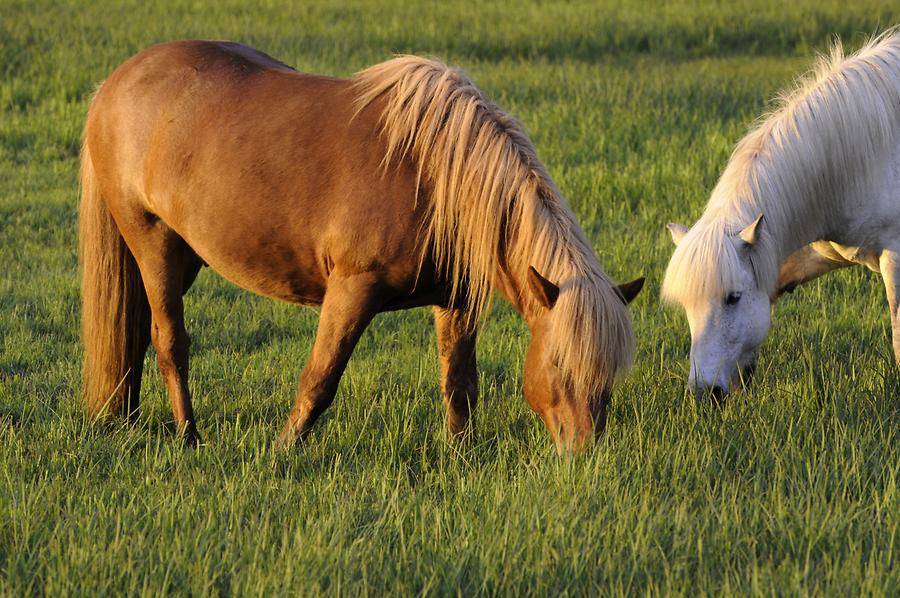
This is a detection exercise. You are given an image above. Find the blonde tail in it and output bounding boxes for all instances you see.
[79,141,150,419]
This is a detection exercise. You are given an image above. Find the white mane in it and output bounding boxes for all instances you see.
[663,30,900,305]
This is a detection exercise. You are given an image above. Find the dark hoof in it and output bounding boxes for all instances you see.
[274,428,301,450]
[179,423,201,448]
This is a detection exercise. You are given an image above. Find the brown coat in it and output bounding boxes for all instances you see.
[80,41,641,450]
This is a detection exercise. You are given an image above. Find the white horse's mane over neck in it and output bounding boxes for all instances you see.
[663,30,900,305]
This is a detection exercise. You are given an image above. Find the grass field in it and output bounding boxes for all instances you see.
[2,1,900,594]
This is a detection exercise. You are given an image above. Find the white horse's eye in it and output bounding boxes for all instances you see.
[725,292,742,305]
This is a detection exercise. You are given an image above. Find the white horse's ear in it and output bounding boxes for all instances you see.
[666,223,689,246]
[739,214,764,246]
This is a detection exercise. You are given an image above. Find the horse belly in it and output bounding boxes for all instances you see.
[186,215,435,309]
[161,181,427,308]
[200,245,328,306]
[170,207,326,305]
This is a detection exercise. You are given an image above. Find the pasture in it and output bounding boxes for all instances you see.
[1,0,899,594]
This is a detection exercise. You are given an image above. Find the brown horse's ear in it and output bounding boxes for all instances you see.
[527,266,559,310]
[615,277,645,305]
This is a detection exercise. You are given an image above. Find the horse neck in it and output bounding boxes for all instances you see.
[708,132,850,295]
[493,205,596,326]
[716,55,900,285]
[494,259,546,327]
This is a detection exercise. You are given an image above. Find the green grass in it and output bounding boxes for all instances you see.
[2,0,899,594]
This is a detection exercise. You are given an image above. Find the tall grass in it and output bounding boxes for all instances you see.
[1,1,898,594]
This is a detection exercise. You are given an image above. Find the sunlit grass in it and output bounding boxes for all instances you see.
[1,1,898,594]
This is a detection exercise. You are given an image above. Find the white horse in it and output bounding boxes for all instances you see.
[663,30,900,397]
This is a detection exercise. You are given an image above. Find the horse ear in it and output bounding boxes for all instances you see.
[615,277,645,305]
[527,266,559,310]
[667,223,688,246]
[739,214,764,246]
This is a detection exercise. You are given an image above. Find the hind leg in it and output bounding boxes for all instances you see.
[276,273,383,447]
[115,215,203,445]
[121,250,202,422]
[143,240,201,444]
[433,306,478,439]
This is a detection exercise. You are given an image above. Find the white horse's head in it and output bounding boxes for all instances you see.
[663,215,773,399]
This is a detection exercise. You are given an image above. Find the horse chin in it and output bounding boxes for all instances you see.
[737,361,756,387]
[692,360,756,404]
[541,404,597,454]
[693,384,728,405]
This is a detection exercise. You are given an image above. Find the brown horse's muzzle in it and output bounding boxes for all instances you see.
[540,390,610,453]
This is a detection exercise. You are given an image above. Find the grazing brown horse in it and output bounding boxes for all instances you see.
[80,41,643,450]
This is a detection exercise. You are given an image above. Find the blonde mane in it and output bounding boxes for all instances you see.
[663,30,900,305]
[354,56,634,393]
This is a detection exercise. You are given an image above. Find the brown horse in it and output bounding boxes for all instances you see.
[80,41,643,450]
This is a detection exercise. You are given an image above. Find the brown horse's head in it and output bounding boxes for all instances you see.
[522,267,644,451]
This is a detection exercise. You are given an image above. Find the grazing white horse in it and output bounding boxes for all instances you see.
[663,30,900,397]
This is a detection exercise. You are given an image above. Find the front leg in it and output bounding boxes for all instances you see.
[433,306,478,439]
[879,251,900,366]
[276,273,383,447]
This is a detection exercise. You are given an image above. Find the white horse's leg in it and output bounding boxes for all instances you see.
[879,251,900,365]
[775,242,853,300]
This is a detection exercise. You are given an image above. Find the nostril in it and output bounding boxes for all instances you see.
[710,385,727,403]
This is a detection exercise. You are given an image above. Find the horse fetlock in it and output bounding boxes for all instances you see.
[178,420,201,448]
[447,408,473,438]
[275,418,309,449]
[890,328,900,365]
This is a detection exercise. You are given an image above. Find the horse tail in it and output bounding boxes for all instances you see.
[79,140,150,419]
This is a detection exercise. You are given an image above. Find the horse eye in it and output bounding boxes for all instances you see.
[725,292,742,306]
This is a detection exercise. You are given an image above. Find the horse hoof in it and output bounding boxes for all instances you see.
[273,431,298,450]
[180,424,202,448]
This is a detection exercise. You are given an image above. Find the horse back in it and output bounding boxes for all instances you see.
[84,41,434,307]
